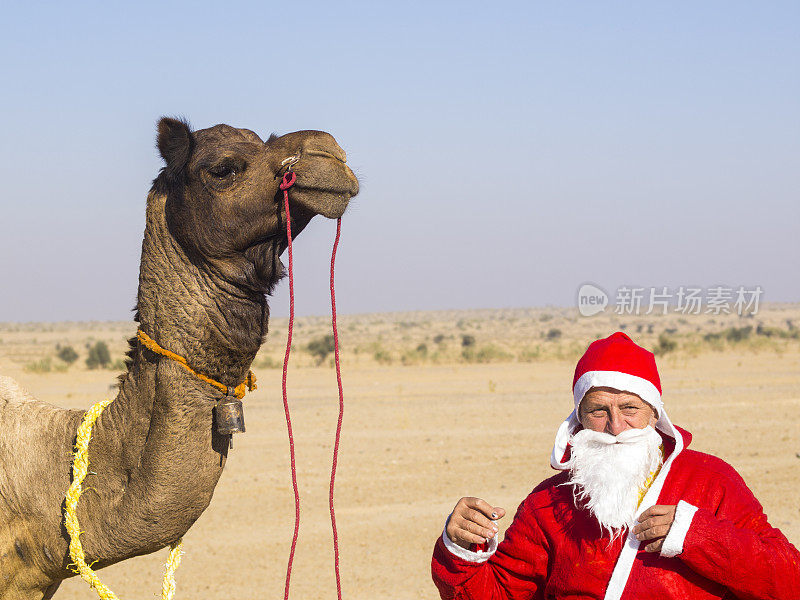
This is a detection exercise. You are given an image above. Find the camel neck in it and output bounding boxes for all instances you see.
[73,191,271,563]
[135,191,268,387]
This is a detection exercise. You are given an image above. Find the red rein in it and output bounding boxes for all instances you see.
[279,170,345,600]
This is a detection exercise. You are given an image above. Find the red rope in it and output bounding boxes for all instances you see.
[329,218,344,600]
[280,170,345,600]
[280,171,300,600]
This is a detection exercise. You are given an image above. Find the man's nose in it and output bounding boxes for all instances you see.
[606,411,628,435]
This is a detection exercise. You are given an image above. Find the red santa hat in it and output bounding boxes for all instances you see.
[550,332,682,470]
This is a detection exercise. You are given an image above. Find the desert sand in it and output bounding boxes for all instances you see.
[1,306,798,599]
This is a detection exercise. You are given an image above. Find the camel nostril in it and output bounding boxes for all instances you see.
[306,147,347,164]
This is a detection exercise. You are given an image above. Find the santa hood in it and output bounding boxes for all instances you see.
[550,332,684,470]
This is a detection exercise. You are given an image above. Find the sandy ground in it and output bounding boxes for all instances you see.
[1,330,798,599]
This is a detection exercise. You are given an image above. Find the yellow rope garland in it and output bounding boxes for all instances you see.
[63,329,258,597]
[65,397,184,600]
[636,445,664,507]
[136,329,256,399]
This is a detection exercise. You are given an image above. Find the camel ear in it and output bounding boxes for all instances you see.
[157,117,194,178]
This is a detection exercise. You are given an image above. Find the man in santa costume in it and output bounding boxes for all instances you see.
[432,332,800,599]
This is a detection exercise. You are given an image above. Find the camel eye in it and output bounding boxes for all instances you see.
[208,165,236,179]
[203,158,246,187]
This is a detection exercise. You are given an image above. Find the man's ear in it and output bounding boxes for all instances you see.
[157,117,194,180]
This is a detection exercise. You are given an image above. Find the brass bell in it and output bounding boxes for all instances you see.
[215,395,246,436]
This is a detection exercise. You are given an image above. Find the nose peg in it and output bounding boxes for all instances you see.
[280,154,301,171]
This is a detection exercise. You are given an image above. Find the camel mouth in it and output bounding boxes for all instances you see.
[289,187,354,219]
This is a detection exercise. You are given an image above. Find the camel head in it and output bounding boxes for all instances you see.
[153,117,359,292]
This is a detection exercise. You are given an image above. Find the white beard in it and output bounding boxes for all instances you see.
[565,426,663,540]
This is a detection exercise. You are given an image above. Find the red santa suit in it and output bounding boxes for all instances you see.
[431,333,800,600]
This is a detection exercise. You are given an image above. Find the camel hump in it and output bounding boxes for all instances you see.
[0,376,39,407]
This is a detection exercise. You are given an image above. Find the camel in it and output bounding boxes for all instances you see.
[0,118,359,599]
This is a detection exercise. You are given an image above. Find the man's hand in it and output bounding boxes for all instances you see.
[446,497,506,549]
[633,504,677,552]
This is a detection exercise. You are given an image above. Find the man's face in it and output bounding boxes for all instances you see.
[578,387,656,435]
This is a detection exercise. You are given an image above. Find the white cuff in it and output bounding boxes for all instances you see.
[660,500,698,558]
[441,514,498,563]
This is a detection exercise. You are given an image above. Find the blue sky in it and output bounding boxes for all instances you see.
[1,1,798,321]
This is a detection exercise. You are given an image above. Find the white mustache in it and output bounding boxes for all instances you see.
[572,426,656,446]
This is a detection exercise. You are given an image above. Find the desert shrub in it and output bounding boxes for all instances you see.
[476,345,512,362]
[257,355,282,369]
[401,344,429,365]
[433,334,446,344]
[307,334,335,365]
[518,346,542,362]
[756,324,778,338]
[701,331,725,351]
[56,344,79,364]
[725,326,752,343]
[25,357,52,373]
[462,344,513,363]
[461,334,476,347]
[25,356,68,373]
[654,333,677,355]
[756,324,797,339]
[86,341,111,369]
[554,341,586,361]
[546,328,562,340]
[373,349,393,365]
